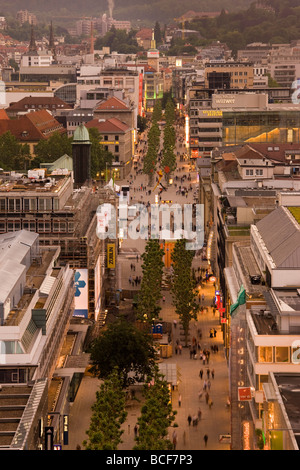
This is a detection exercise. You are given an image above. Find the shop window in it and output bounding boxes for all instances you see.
[275,347,289,363]
[258,346,273,363]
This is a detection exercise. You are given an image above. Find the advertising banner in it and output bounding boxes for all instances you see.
[74,269,88,318]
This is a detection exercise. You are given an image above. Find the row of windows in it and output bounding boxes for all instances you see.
[0,220,74,233]
[258,346,299,364]
[245,169,264,176]
[0,198,59,212]
[78,78,135,87]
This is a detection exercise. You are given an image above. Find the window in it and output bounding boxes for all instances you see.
[24,199,37,212]
[275,347,289,363]
[255,169,263,176]
[258,346,272,363]
[115,145,119,153]
[246,169,254,176]
[0,198,5,212]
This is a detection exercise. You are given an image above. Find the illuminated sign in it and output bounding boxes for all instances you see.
[238,387,252,401]
[107,243,116,269]
[185,115,189,147]
[202,110,223,117]
[243,421,251,450]
[63,415,69,446]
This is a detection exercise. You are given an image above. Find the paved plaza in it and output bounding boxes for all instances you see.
[64,120,231,451]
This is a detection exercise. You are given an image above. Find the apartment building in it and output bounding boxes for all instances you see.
[16,10,37,25]
[86,117,133,178]
[204,62,254,89]
[76,66,140,123]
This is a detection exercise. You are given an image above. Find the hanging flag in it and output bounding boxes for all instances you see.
[230,285,246,316]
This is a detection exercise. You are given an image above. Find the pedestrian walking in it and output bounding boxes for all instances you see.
[178,394,182,407]
[211,369,215,379]
[172,430,178,450]
[198,408,202,421]
[187,415,192,426]
[199,369,203,379]
[204,434,208,447]
[206,368,210,379]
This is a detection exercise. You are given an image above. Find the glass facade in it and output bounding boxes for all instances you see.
[223,111,300,145]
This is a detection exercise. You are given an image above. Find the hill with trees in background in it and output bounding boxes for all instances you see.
[0,0,252,25]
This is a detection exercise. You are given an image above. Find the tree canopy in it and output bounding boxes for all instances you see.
[83,369,127,450]
[171,239,199,345]
[89,320,157,388]
[133,367,177,450]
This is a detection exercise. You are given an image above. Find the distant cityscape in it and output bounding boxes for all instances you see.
[0,0,299,453]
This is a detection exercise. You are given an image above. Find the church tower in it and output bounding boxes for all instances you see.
[49,21,56,59]
[147,29,160,72]
[28,24,38,54]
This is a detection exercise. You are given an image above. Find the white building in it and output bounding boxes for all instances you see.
[0,230,74,382]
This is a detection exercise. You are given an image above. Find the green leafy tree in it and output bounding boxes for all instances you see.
[161,98,176,179]
[89,320,157,388]
[0,131,30,170]
[137,240,165,323]
[154,21,163,46]
[171,239,199,346]
[83,369,127,450]
[34,132,72,163]
[94,26,141,54]
[133,367,177,450]
[137,115,148,134]
[152,100,162,123]
[143,120,161,185]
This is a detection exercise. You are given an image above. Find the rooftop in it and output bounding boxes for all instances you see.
[0,170,71,195]
[250,304,279,335]
[95,96,130,112]
[274,373,300,443]
[86,117,130,133]
[256,206,300,269]
[289,207,300,224]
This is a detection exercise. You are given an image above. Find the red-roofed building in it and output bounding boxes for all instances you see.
[94,96,136,131]
[86,117,133,178]
[0,109,66,154]
[6,96,71,118]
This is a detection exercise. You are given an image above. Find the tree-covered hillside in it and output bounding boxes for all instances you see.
[183,1,300,55]
[0,0,252,25]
